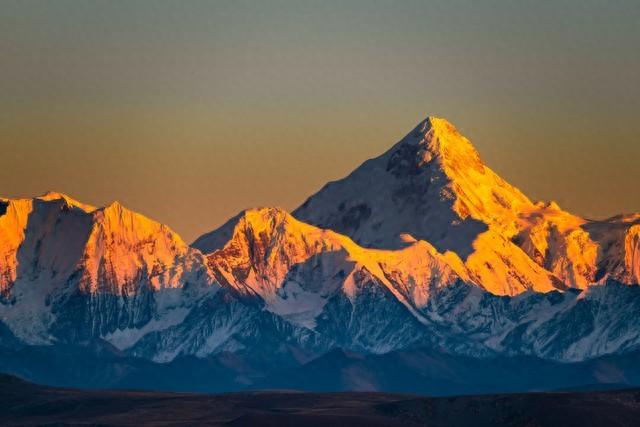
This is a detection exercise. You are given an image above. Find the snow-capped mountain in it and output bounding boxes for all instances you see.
[294,116,640,294]
[293,117,560,295]
[1,116,640,391]
[193,207,465,353]
[194,207,466,322]
[0,192,217,346]
[188,207,640,361]
[0,194,327,363]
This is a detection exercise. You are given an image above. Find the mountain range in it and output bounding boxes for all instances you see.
[2,116,640,392]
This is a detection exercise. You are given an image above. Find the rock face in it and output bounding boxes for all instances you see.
[2,116,640,385]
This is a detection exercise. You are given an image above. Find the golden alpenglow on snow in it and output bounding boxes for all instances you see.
[3,2,640,424]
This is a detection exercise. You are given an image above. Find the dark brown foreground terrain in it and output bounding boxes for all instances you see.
[2,374,640,427]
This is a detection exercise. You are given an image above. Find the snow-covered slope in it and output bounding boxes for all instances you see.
[513,202,599,288]
[2,115,640,368]
[80,201,208,294]
[293,117,561,295]
[0,193,216,347]
[293,116,640,296]
[0,192,94,298]
[513,203,640,289]
[295,117,532,251]
[0,194,95,342]
[194,207,467,351]
[584,214,640,285]
[191,206,640,360]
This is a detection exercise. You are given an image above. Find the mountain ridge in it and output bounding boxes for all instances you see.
[293,115,640,294]
[2,116,640,384]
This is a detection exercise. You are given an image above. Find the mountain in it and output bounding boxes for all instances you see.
[0,193,328,365]
[193,207,467,325]
[0,192,215,346]
[293,117,559,295]
[192,207,640,361]
[294,117,532,249]
[2,115,640,393]
[193,207,467,353]
[293,116,640,294]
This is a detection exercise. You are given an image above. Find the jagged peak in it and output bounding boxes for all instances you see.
[194,206,350,255]
[36,191,96,212]
[98,200,157,220]
[237,206,292,227]
[223,207,314,244]
[205,207,465,277]
[91,200,186,247]
[101,200,124,212]
[225,207,297,228]
[294,115,537,258]
[38,190,69,200]
[95,200,131,221]
[193,207,297,254]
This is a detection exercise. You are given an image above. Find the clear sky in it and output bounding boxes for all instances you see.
[1,0,639,241]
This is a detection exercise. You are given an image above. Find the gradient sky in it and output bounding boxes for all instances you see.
[1,0,639,241]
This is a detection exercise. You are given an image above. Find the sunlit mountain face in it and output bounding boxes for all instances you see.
[2,117,640,393]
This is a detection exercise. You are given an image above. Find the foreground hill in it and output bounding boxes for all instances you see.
[2,374,640,427]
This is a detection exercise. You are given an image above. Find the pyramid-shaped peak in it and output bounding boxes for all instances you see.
[410,116,464,141]
[295,114,535,254]
[407,116,480,162]
[383,115,484,180]
[420,116,460,135]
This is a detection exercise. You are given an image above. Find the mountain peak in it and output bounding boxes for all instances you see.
[293,116,548,294]
[192,207,293,254]
[240,206,290,225]
[401,116,482,170]
[102,200,124,212]
[295,115,535,253]
[419,116,460,137]
[36,191,96,212]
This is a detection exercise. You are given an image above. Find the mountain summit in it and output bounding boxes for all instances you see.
[294,116,640,295]
[294,116,532,250]
[293,116,556,295]
[401,116,485,172]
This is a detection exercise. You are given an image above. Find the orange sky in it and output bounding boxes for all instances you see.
[1,1,639,242]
